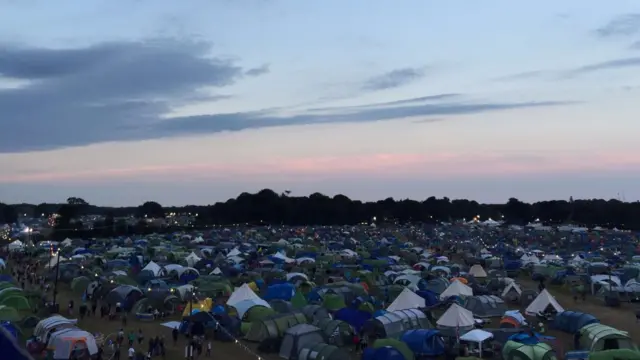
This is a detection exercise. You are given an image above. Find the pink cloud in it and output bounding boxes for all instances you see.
[2,151,640,184]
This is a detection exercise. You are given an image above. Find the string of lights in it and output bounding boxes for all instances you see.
[216,324,263,360]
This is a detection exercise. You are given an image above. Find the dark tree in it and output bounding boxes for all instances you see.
[137,201,165,218]
[0,203,18,224]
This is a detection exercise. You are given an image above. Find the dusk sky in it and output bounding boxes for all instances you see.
[1,1,640,206]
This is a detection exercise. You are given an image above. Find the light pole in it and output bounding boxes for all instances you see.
[52,248,61,312]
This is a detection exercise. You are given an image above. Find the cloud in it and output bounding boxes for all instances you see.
[596,14,640,37]
[361,67,426,91]
[149,99,569,138]
[499,57,640,81]
[0,39,569,154]
[631,41,640,50]
[245,64,270,76]
[563,57,640,77]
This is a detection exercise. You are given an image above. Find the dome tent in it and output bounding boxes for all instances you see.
[553,311,599,334]
[502,341,557,360]
[400,329,446,357]
[279,324,324,360]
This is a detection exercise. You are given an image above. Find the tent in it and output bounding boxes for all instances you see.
[502,341,556,360]
[386,288,425,312]
[372,338,415,360]
[436,303,475,335]
[588,349,640,360]
[279,324,324,360]
[469,265,488,278]
[333,308,371,333]
[439,280,473,300]
[463,295,507,318]
[400,329,446,357]
[553,311,599,334]
[298,343,350,360]
[460,329,494,358]
[525,289,564,316]
[244,312,307,342]
[227,283,271,319]
[313,319,353,346]
[362,309,431,339]
[579,323,637,352]
[502,282,523,302]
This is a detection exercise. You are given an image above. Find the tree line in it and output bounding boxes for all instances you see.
[2,190,640,237]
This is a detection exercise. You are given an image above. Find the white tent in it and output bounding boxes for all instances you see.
[7,240,24,251]
[227,248,242,257]
[460,329,494,357]
[142,261,163,276]
[501,282,522,298]
[61,238,73,247]
[469,264,487,278]
[226,283,270,318]
[525,289,564,315]
[436,303,475,328]
[185,252,201,267]
[386,288,425,312]
[209,267,222,275]
[439,280,473,300]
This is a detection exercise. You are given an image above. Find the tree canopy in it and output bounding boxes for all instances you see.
[2,189,640,230]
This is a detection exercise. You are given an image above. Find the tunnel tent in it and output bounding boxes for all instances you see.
[579,323,637,352]
[363,309,431,340]
[268,299,292,314]
[279,324,324,360]
[553,311,599,334]
[588,349,640,360]
[313,318,353,346]
[400,329,446,357]
[502,341,557,360]
[244,312,307,342]
[464,295,507,318]
[298,343,351,360]
[301,305,331,324]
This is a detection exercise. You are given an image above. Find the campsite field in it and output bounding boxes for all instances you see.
[49,283,281,360]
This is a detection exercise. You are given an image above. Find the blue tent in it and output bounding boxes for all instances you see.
[0,275,13,283]
[263,283,295,301]
[401,329,445,356]
[415,290,439,307]
[363,346,407,360]
[333,308,371,332]
[552,311,599,334]
[0,326,32,360]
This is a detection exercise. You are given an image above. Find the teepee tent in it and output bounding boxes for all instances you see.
[386,288,425,312]
[525,289,564,316]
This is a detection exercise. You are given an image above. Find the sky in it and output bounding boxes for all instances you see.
[1,0,640,206]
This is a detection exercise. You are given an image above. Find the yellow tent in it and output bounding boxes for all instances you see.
[182,297,213,316]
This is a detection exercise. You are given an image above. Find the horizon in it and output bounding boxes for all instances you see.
[2,1,640,205]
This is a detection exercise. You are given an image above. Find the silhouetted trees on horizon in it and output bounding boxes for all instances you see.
[2,189,640,238]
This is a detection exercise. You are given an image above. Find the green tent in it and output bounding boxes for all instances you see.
[322,294,346,311]
[589,349,640,360]
[0,287,23,302]
[0,295,30,311]
[502,341,556,360]
[580,324,637,352]
[70,276,90,294]
[0,305,20,321]
[291,291,308,309]
[245,312,307,342]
